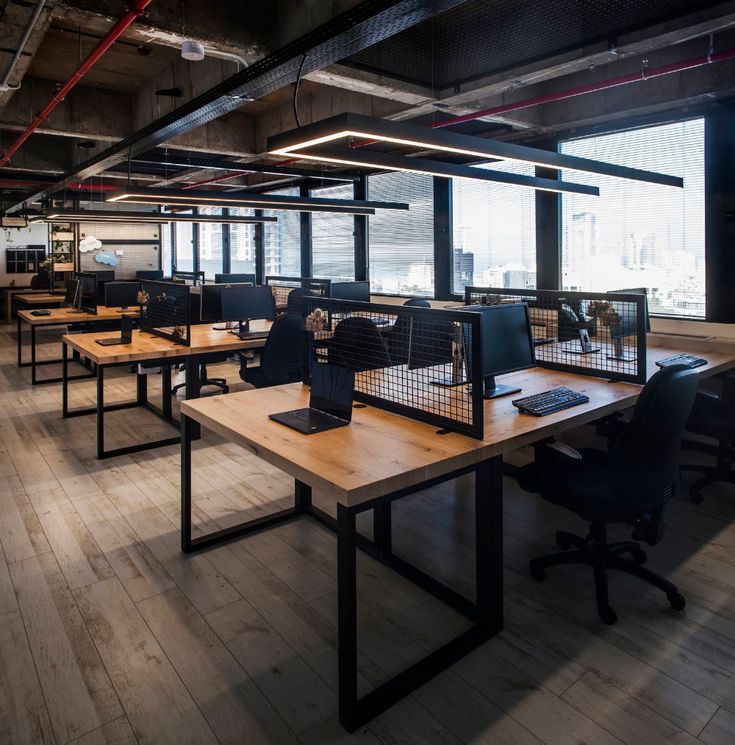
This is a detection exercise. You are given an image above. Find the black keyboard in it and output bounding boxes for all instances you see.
[512,387,589,416]
[292,409,342,426]
[655,353,707,369]
[232,330,269,340]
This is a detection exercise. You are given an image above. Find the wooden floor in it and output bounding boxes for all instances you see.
[2,323,735,745]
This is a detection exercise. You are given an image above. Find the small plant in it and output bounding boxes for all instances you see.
[136,289,149,305]
[305,307,326,332]
[586,300,621,328]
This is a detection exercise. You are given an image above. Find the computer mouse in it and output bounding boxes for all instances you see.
[31,310,52,316]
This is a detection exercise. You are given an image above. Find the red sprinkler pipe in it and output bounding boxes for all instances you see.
[0,0,152,168]
[182,170,251,189]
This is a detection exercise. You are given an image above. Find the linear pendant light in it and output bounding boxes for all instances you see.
[267,112,684,189]
[28,210,278,224]
[106,186,408,214]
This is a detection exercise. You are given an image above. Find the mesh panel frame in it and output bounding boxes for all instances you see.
[140,280,192,346]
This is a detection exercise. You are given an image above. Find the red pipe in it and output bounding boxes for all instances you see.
[67,182,120,191]
[182,170,250,189]
[0,0,152,168]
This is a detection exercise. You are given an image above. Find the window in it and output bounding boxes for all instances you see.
[161,221,173,276]
[263,188,301,276]
[311,184,355,279]
[368,172,434,295]
[174,218,194,273]
[229,207,256,275]
[560,119,705,317]
[197,206,223,279]
[452,160,536,294]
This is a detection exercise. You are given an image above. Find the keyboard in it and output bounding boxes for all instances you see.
[512,387,590,416]
[231,330,269,340]
[655,353,707,370]
[290,409,342,426]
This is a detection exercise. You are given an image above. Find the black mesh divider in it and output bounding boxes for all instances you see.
[172,270,205,286]
[139,280,191,346]
[464,286,647,384]
[303,297,484,439]
[265,275,331,307]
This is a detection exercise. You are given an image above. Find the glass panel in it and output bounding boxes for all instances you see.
[174,219,194,273]
[161,221,173,276]
[452,160,536,294]
[368,172,434,296]
[560,118,705,318]
[311,184,354,280]
[197,206,223,279]
[229,207,256,275]
[263,188,301,276]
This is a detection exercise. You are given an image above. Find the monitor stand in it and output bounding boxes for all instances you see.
[606,334,637,362]
[482,375,521,400]
[213,321,236,331]
[430,324,467,387]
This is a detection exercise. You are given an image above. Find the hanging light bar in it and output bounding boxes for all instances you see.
[27,209,278,224]
[267,113,684,189]
[106,186,408,214]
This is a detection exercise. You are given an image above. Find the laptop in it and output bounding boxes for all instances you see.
[95,314,134,346]
[269,364,355,435]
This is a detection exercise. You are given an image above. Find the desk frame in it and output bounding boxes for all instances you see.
[181,413,503,731]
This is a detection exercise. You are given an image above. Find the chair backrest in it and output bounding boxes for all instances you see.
[403,298,431,308]
[609,365,698,511]
[286,288,306,315]
[30,274,46,289]
[259,314,304,385]
[331,316,392,371]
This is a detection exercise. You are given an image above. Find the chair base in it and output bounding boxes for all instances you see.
[529,526,684,625]
[172,377,229,396]
[680,459,735,503]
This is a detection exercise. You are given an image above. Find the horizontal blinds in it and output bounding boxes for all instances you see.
[161,221,172,275]
[229,207,256,274]
[368,171,434,295]
[263,188,301,276]
[311,184,355,280]
[174,216,194,272]
[451,160,536,294]
[197,205,223,279]
[560,118,705,318]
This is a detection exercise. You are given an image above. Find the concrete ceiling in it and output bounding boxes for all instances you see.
[1,0,735,210]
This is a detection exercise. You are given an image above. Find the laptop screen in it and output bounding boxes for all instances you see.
[310,364,355,422]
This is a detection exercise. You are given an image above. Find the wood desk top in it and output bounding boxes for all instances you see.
[62,320,272,365]
[180,342,735,507]
[18,305,139,326]
[14,293,63,306]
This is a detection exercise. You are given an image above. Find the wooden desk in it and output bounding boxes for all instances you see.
[17,306,139,385]
[61,322,271,459]
[2,285,35,322]
[14,292,63,308]
[179,342,735,732]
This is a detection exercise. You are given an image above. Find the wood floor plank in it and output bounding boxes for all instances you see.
[0,545,17,617]
[0,610,55,745]
[700,707,735,745]
[138,588,299,744]
[74,577,219,745]
[10,552,123,743]
[0,474,51,563]
[66,716,137,745]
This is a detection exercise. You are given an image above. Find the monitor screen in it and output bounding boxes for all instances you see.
[136,270,164,281]
[64,279,80,306]
[330,281,370,302]
[200,282,254,321]
[310,363,354,422]
[608,287,650,333]
[220,285,275,323]
[104,281,140,309]
[77,273,98,314]
[215,272,256,285]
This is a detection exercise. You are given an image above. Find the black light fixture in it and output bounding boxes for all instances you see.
[27,209,278,225]
[267,113,684,191]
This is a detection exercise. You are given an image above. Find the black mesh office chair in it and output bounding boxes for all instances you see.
[518,366,698,624]
[239,314,303,388]
[286,288,306,315]
[680,372,735,502]
[403,298,431,308]
[331,316,392,371]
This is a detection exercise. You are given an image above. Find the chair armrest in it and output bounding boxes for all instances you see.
[545,441,583,461]
[696,389,720,403]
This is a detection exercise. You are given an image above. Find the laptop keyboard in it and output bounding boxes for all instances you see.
[292,409,343,426]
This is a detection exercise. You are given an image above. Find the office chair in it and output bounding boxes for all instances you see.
[286,288,306,315]
[403,298,431,308]
[331,316,392,371]
[30,273,48,289]
[680,372,735,503]
[239,314,303,388]
[518,365,698,624]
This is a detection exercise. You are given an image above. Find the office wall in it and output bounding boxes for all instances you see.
[77,222,161,280]
[0,222,48,287]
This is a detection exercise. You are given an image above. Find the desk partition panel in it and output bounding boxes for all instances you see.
[464,286,647,384]
[303,297,484,439]
[140,280,191,346]
[265,275,331,307]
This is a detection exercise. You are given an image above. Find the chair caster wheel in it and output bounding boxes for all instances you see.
[668,592,686,611]
[223,386,230,394]
[631,548,647,565]
[555,531,572,550]
[599,606,617,625]
[529,560,545,582]
[690,491,704,504]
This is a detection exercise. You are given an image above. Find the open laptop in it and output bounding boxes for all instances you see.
[95,314,134,346]
[269,363,355,434]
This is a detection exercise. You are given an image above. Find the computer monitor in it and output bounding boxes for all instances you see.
[215,272,256,285]
[104,281,141,309]
[330,281,371,302]
[64,279,80,307]
[200,282,254,323]
[220,285,276,333]
[608,287,651,333]
[172,270,204,286]
[85,270,115,289]
[136,270,164,281]
[460,302,536,398]
[77,272,98,315]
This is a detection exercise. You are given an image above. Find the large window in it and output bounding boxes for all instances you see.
[368,172,434,295]
[197,206,223,279]
[452,160,536,294]
[560,119,705,317]
[229,208,256,275]
[174,218,194,273]
[263,188,301,276]
[161,221,173,275]
[311,184,355,279]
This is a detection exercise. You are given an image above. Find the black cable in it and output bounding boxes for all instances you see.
[294,52,308,127]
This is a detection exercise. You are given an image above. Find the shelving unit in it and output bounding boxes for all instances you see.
[49,222,76,275]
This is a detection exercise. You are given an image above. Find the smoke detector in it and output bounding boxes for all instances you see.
[181,40,205,61]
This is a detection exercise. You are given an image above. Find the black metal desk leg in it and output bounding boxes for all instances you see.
[373,503,392,559]
[16,316,22,367]
[295,480,312,512]
[62,341,69,417]
[185,356,201,440]
[181,414,194,552]
[475,456,503,631]
[137,369,148,405]
[337,503,359,730]
[96,365,105,460]
[162,366,172,419]
[31,325,37,384]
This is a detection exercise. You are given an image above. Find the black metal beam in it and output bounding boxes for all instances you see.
[300,183,312,277]
[354,176,368,281]
[10,0,470,212]
[433,176,453,299]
